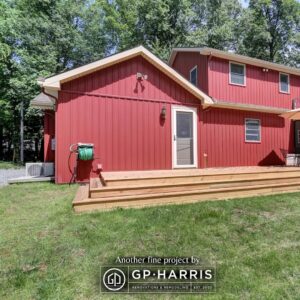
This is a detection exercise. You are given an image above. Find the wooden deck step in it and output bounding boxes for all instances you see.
[102,169,300,187]
[90,177,103,189]
[73,184,89,202]
[89,174,300,198]
[73,181,300,212]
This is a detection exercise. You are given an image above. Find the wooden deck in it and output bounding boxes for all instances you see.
[73,166,300,212]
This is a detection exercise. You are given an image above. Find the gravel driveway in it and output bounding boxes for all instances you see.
[0,168,26,187]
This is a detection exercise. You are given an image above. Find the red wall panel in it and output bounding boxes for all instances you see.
[172,52,208,94]
[199,108,293,168]
[54,54,295,184]
[44,110,55,162]
[208,57,300,108]
[56,56,200,183]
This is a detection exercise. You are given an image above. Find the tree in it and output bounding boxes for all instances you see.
[0,0,299,162]
[187,0,243,51]
[239,0,300,63]
[0,0,111,161]
[104,0,194,60]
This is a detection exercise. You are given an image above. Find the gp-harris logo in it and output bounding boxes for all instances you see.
[100,265,216,294]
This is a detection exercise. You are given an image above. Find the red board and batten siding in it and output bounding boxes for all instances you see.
[208,56,300,108]
[44,110,55,162]
[54,53,294,184]
[172,52,209,94]
[206,54,296,167]
[55,56,202,183]
[199,108,293,168]
[172,51,294,167]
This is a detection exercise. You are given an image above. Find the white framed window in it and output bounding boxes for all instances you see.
[229,62,246,86]
[279,73,290,93]
[245,119,261,143]
[189,65,198,86]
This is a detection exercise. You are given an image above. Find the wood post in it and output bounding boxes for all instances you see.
[20,100,24,164]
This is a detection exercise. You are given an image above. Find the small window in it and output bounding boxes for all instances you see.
[279,73,289,93]
[230,62,246,86]
[189,66,198,86]
[245,119,261,142]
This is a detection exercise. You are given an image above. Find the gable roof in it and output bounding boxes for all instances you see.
[169,47,300,76]
[38,46,214,106]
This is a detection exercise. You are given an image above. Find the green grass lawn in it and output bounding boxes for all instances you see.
[0,161,23,169]
[0,183,300,299]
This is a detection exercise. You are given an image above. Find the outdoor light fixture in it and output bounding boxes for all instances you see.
[161,106,166,120]
[136,72,148,80]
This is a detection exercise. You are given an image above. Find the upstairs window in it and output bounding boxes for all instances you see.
[245,119,261,143]
[279,73,290,93]
[230,62,246,86]
[189,66,198,86]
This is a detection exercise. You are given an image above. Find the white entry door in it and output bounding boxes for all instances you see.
[172,106,198,168]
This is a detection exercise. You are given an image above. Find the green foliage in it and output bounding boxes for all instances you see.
[239,0,300,63]
[202,0,243,50]
[0,0,299,161]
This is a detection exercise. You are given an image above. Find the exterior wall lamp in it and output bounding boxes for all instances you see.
[136,72,148,80]
[161,105,167,120]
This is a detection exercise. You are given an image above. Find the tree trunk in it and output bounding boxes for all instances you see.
[0,125,3,160]
[20,100,24,164]
[35,137,39,161]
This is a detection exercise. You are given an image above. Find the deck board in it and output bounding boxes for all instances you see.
[102,166,300,181]
[73,167,300,213]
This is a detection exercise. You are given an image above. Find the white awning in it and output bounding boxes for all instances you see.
[30,93,55,110]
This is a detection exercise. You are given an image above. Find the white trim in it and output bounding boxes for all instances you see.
[245,118,261,143]
[229,61,246,86]
[169,47,300,76]
[279,72,290,94]
[172,105,198,168]
[280,108,300,119]
[214,100,287,114]
[189,65,198,86]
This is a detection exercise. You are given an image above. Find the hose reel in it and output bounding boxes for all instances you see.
[70,143,94,160]
[69,143,94,184]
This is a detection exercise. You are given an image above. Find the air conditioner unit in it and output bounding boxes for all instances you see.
[25,163,54,177]
[286,154,300,166]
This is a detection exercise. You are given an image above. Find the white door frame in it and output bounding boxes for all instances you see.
[172,105,198,168]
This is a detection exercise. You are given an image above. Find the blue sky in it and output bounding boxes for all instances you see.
[241,0,248,8]
[240,0,300,8]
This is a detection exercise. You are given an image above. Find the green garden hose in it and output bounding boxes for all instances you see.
[78,146,94,160]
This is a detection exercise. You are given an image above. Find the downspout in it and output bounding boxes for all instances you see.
[202,51,213,169]
[207,51,212,97]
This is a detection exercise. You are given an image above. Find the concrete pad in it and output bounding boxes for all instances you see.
[8,176,54,184]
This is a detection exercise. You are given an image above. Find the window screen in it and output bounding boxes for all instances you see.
[230,63,245,85]
[190,66,197,86]
[245,119,261,142]
[280,73,289,93]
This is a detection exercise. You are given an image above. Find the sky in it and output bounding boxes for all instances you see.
[240,0,300,8]
[241,0,248,8]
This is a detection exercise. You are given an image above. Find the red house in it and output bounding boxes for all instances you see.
[32,46,300,184]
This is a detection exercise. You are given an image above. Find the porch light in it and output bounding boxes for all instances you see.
[161,106,167,120]
[136,72,148,80]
